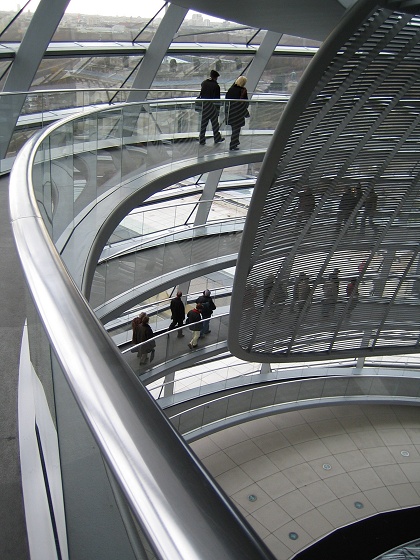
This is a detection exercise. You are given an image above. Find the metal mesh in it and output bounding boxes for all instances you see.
[232,3,420,361]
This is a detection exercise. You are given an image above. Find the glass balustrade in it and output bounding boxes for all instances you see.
[92,216,243,309]
[108,191,252,242]
[123,313,230,374]
[28,97,283,302]
[169,374,420,438]
[148,359,261,400]
[10,81,420,560]
[372,538,420,559]
[11,108,276,559]
[23,297,159,559]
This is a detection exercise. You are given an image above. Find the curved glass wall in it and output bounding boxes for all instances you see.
[11,101,277,560]
[373,538,420,559]
[53,0,167,42]
[30,55,144,92]
[11,84,420,560]
[0,3,40,42]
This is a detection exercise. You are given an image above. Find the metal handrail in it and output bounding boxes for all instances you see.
[10,108,276,558]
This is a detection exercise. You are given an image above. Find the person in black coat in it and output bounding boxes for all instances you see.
[336,186,357,231]
[138,315,156,365]
[198,69,224,145]
[195,289,216,336]
[225,76,249,151]
[168,290,185,337]
[361,188,378,232]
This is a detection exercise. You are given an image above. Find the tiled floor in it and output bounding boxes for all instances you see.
[190,404,420,559]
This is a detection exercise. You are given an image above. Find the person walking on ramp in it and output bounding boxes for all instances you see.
[198,70,224,145]
[187,303,203,349]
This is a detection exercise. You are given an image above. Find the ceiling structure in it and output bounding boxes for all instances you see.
[171,0,353,40]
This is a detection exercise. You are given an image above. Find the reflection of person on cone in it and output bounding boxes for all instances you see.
[361,188,378,232]
[322,274,338,318]
[292,272,311,312]
[296,186,315,227]
[346,277,359,316]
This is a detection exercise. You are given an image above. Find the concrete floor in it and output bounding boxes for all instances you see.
[0,175,29,559]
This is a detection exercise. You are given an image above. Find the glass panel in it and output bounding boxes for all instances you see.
[278,34,322,48]
[25,297,157,559]
[0,60,11,89]
[27,97,283,311]
[7,128,39,159]
[255,55,313,94]
[175,16,265,45]
[30,56,143,92]
[151,53,254,94]
[55,0,167,42]
[0,1,41,41]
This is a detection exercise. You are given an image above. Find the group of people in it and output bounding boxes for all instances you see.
[322,271,360,318]
[185,289,216,349]
[294,183,379,232]
[132,289,217,364]
[167,289,216,349]
[261,267,360,319]
[336,183,378,232]
[198,69,249,151]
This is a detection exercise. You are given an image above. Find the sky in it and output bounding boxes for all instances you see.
[2,0,216,19]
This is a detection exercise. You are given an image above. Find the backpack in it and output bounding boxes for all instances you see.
[205,299,216,313]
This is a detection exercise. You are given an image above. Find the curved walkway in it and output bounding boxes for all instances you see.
[63,147,265,295]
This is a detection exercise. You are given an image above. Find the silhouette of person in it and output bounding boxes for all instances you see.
[225,76,249,151]
[292,272,311,312]
[322,273,339,318]
[168,291,185,337]
[187,303,203,349]
[198,69,224,145]
[361,188,378,232]
[336,186,356,231]
[346,277,359,316]
[296,186,315,226]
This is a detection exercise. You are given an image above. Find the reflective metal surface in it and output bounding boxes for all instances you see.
[231,0,420,363]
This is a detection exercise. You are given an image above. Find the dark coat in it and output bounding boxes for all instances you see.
[170,296,185,322]
[364,191,378,215]
[138,323,156,353]
[225,84,249,128]
[199,78,221,115]
[187,308,202,331]
[195,295,216,318]
[339,188,356,217]
[200,78,221,99]
[297,189,315,214]
[132,316,143,343]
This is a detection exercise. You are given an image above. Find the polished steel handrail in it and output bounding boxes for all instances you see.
[10,128,276,557]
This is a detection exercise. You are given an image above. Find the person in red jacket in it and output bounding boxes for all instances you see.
[187,303,203,349]
[346,277,359,316]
